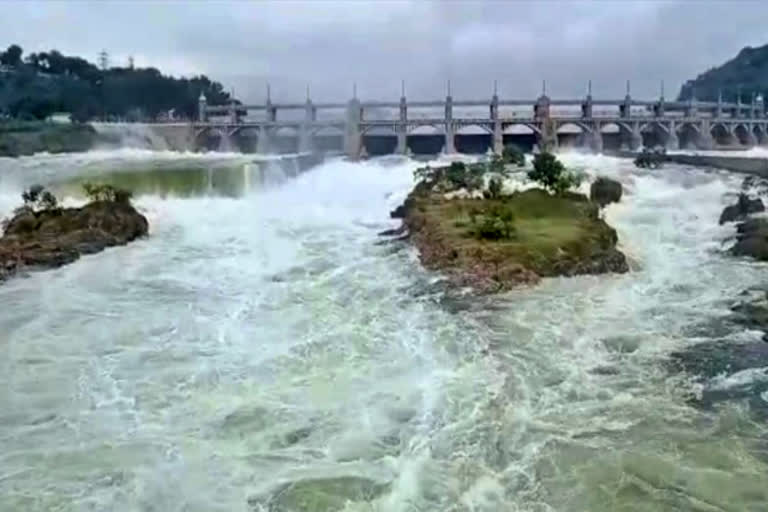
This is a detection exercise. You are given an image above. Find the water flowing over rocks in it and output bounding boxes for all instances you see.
[718,192,764,224]
[0,200,148,282]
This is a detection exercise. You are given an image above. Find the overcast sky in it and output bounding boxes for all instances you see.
[1,0,767,102]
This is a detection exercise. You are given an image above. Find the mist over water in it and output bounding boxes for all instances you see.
[1,149,768,511]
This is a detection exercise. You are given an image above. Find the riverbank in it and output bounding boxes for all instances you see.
[0,121,109,157]
[391,161,628,293]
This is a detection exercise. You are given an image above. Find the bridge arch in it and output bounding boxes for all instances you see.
[677,122,701,149]
[557,122,586,134]
[734,123,751,145]
[455,124,493,135]
[274,126,299,136]
[312,125,345,136]
[361,124,397,136]
[408,124,444,135]
[600,122,621,134]
[503,122,540,135]
[711,122,732,146]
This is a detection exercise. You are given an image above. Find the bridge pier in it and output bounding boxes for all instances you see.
[298,99,316,153]
[396,93,408,154]
[588,122,603,153]
[345,98,362,159]
[628,122,643,151]
[444,91,456,154]
[745,130,758,148]
[534,93,557,151]
[696,120,715,150]
[665,121,679,150]
[490,93,503,155]
[257,127,272,154]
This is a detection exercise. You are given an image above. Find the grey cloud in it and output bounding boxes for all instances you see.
[1,0,767,102]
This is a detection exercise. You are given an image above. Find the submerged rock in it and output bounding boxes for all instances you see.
[670,340,768,418]
[589,177,623,207]
[719,193,764,225]
[248,476,390,511]
[0,200,148,282]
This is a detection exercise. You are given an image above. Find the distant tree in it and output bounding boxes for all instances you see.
[0,44,23,67]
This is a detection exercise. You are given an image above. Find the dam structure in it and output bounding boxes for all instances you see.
[191,82,768,157]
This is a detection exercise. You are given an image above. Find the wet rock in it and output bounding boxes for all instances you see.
[0,201,148,283]
[248,476,390,511]
[718,193,764,225]
[377,224,407,237]
[670,340,768,418]
[730,218,768,260]
[590,177,623,207]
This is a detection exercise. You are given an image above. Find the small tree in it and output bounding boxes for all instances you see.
[82,183,133,203]
[17,184,59,213]
[502,145,525,167]
[484,176,503,199]
[528,152,581,195]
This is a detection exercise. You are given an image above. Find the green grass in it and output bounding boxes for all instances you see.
[408,188,612,277]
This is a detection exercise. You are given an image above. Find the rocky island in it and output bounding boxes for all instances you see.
[0,183,148,282]
[388,151,628,293]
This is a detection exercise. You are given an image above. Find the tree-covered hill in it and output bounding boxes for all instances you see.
[678,43,768,103]
[0,44,235,122]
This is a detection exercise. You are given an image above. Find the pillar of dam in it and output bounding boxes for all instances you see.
[395,89,408,155]
[744,130,758,147]
[696,120,715,150]
[629,122,643,151]
[444,83,456,154]
[490,90,503,155]
[345,97,362,159]
[534,86,556,151]
[198,92,207,123]
[589,122,603,153]
[298,97,315,153]
[665,120,680,150]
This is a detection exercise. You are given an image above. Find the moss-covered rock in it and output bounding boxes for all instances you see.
[397,186,628,293]
[0,199,148,282]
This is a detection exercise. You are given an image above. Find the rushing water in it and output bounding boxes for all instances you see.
[1,149,768,511]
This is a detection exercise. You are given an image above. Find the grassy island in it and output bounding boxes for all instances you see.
[392,152,628,293]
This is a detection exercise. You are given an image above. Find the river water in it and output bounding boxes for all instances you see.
[1,149,768,511]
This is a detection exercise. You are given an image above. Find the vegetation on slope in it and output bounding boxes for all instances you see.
[393,153,627,293]
[0,43,234,122]
[678,43,768,102]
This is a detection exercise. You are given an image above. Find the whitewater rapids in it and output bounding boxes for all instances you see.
[1,149,767,511]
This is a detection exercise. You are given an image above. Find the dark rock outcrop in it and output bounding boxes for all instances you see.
[719,193,764,224]
[0,201,148,282]
[730,218,768,260]
[589,177,623,207]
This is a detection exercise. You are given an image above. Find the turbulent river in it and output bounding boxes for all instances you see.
[1,149,768,511]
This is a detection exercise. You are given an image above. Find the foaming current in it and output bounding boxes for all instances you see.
[1,150,768,511]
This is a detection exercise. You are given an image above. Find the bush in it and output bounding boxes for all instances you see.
[20,184,59,212]
[82,182,133,203]
[528,152,581,195]
[414,162,484,192]
[634,148,665,169]
[502,145,525,167]
[484,176,503,199]
[468,204,516,240]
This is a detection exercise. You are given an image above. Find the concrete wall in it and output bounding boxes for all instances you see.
[607,150,768,177]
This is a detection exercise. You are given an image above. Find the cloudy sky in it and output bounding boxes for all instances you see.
[1,0,767,102]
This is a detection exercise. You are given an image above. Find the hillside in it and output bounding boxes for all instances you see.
[678,43,768,102]
[0,44,235,122]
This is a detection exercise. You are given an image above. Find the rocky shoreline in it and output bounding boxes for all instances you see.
[385,158,628,294]
[0,186,148,282]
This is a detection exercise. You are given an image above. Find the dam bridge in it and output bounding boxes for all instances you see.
[192,82,768,157]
